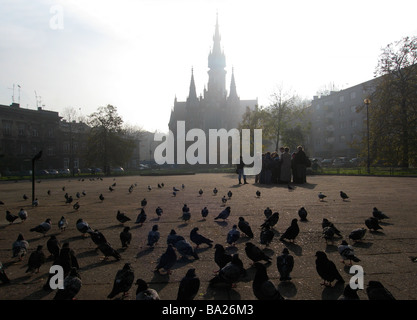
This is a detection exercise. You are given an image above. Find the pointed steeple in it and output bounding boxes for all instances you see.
[228,67,239,101]
[187,67,198,103]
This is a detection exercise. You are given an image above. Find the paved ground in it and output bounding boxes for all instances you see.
[0,173,416,300]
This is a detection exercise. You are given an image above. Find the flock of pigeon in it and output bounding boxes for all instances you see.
[0,177,397,301]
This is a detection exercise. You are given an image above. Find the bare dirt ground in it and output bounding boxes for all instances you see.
[0,173,416,300]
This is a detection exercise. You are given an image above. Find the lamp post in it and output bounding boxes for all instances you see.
[364,99,371,174]
[31,150,42,204]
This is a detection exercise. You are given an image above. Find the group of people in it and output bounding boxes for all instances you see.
[237,146,311,185]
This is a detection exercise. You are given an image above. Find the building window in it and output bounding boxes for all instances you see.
[73,158,79,169]
[351,119,357,128]
[351,105,358,113]
[47,146,54,156]
[63,142,70,153]
[48,128,54,137]
[63,158,69,169]
[2,121,12,136]
[339,96,344,103]
[32,128,39,137]
[18,124,25,137]
[350,91,356,99]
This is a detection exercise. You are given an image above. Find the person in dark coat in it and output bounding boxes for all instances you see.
[292,146,310,184]
[236,156,247,185]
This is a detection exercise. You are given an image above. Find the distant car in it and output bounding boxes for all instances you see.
[332,157,349,167]
[321,159,333,167]
[58,168,70,175]
[112,167,124,173]
[48,169,59,175]
[37,169,49,175]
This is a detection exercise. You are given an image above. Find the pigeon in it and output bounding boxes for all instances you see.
[155,206,163,219]
[18,208,28,222]
[260,226,274,246]
[12,233,29,260]
[238,217,254,238]
[47,235,60,260]
[322,226,336,244]
[6,210,18,224]
[366,281,396,300]
[26,245,46,273]
[173,186,180,192]
[338,240,360,265]
[213,187,218,195]
[135,208,147,225]
[117,210,131,224]
[141,198,147,207]
[0,261,10,284]
[214,206,231,221]
[167,229,185,246]
[30,218,52,236]
[209,254,246,288]
[245,242,272,264]
[98,242,121,261]
[65,195,73,204]
[23,194,28,200]
[76,218,92,236]
[287,184,294,191]
[120,226,132,248]
[190,227,213,248]
[128,185,134,193]
[372,207,389,220]
[157,183,162,189]
[340,191,349,201]
[147,225,160,247]
[147,185,152,191]
[298,207,308,221]
[252,262,284,300]
[227,190,233,199]
[264,207,272,219]
[174,239,199,260]
[256,190,261,198]
[172,191,177,197]
[72,202,80,211]
[280,218,300,242]
[177,268,200,300]
[107,263,135,299]
[181,204,191,222]
[315,251,345,287]
[276,248,294,281]
[89,229,108,247]
[365,217,383,231]
[32,198,39,207]
[53,267,82,300]
[260,212,279,229]
[99,193,104,201]
[76,192,81,199]
[226,225,240,246]
[338,285,360,300]
[321,218,342,237]
[214,244,233,272]
[57,242,80,277]
[221,195,227,205]
[0,200,4,205]
[201,207,209,220]
[155,244,177,274]
[349,228,367,242]
[58,216,68,231]
[198,189,203,196]
[318,192,327,201]
[135,279,160,300]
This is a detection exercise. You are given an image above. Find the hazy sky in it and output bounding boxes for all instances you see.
[1,0,417,133]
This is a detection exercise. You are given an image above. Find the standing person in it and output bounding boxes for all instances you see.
[279,147,292,184]
[293,146,310,184]
[236,156,248,185]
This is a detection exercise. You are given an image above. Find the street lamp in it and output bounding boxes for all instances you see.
[31,150,42,204]
[364,98,371,174]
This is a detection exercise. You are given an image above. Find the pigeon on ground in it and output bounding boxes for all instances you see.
[321,218,342,237]
[181,204,191,222]
[18,208,28,222]
[6,211,18,224]
[167,229,185,247]
[76,192,81,199]
[98,242,121,261]
[256,190,261,198]
[238,217,254,238]
[349,228,367,242]
[53,267,82,300]
[47,235,60,260]
[260,212,279,229]
[280,218,300,242]
[99,193,104,201]
[175,239,199,260]
[147,185,152,191]
[173,186,179,192]
[155,206,163,219]
[72,202,80,211]
[276,248,294,281]
[318,192,327,201]
[12,233,29,260]
[338,284,360,300]
[252,262,284,300]
[190,227,213,248]
[209,254,246,288]
[147,225,160,247]
[32,198,39,206]
[213,187,218,195]
[128,185,134,194]
[221,195,227,205]
[107,263,135,299]
[198,189,203,196]
[0,200,4,205]
[245,242,271,265]
[177,268,200,300]
[0,261,10,284]
[201,207,209,220]
[298,207,308,221]
[287,184,294,191]
[120,226,132,248]
[76,218,92,236]
[157,183,162,189]
[135,208,147,225]
[214,206,231,221]
[23,194,28,200]
[226,225,240,246]
[315,251,345,287]
[322,226,336,244]
[214,244,233,273]
[135,279,160,300]
[340,191,349,201]
[365,217,383,231]
[58,216,68,231]
[155,244,177,274]
[260,226,274,246]
[26,245,46,273]
[366,281,396,300]
[264,207,272,219]
[372,207,389,220]
[117,210,131,224]
[141,198,147,207]
[338,240,360,265]
[89,229,108,248]
[227,190,233,199]
[30,218,52,236]
[65,195,73,204]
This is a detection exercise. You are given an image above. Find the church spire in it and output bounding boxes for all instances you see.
[228,67,239,100]
[187,67,198,102]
